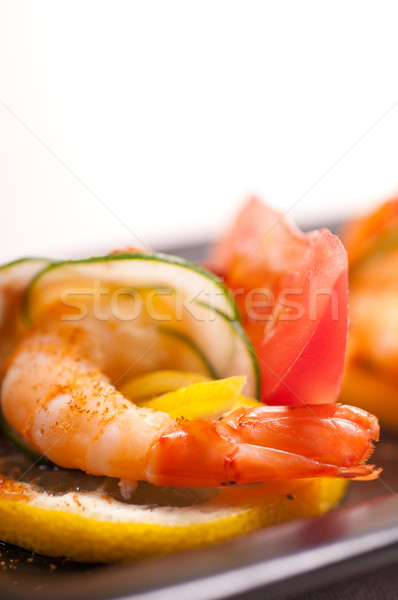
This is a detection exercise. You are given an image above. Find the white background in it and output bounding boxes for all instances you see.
[1,1,398,262]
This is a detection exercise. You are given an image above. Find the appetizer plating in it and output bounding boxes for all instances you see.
[0,198,380,561]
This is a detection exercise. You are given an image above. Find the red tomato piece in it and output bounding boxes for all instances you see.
[208,198,348,405]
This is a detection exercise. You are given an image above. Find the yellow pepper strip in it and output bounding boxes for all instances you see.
[120,370,211,402]
[139,376,261,420]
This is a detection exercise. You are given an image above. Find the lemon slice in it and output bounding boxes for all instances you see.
[0,471,347,563]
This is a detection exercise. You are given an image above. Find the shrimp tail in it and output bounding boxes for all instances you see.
[146,404,380,487]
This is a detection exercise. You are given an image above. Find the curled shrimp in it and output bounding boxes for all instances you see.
[341,199,398,381]
[1,319,379,487]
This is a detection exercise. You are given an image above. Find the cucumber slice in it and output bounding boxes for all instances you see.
[0,257,50,297]
[23,253,260,397]
[0,257,50,366]
[24,253,238,322]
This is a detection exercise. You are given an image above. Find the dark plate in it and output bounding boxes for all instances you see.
[1,239,398,600]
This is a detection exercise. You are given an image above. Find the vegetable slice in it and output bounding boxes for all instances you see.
[121,373,261,420]
[119,370,211,401]
[138,376,253,420]
[0,257,50,367]
[23,252,260,397]
[208,198,348,405]
[24,252,238,321]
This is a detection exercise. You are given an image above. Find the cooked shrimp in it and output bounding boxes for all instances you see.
[342,199,398,382]
[1,321,379,487]
[348,286,398,380]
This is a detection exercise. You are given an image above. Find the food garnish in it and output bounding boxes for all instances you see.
[208,197,348,405]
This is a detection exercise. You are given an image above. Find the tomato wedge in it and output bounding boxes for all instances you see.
[208,198,348,405]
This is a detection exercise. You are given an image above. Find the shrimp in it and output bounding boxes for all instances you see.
[341,199,398,383]
[0,320,379,488]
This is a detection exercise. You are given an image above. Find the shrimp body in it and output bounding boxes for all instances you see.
[1,322,379,487]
